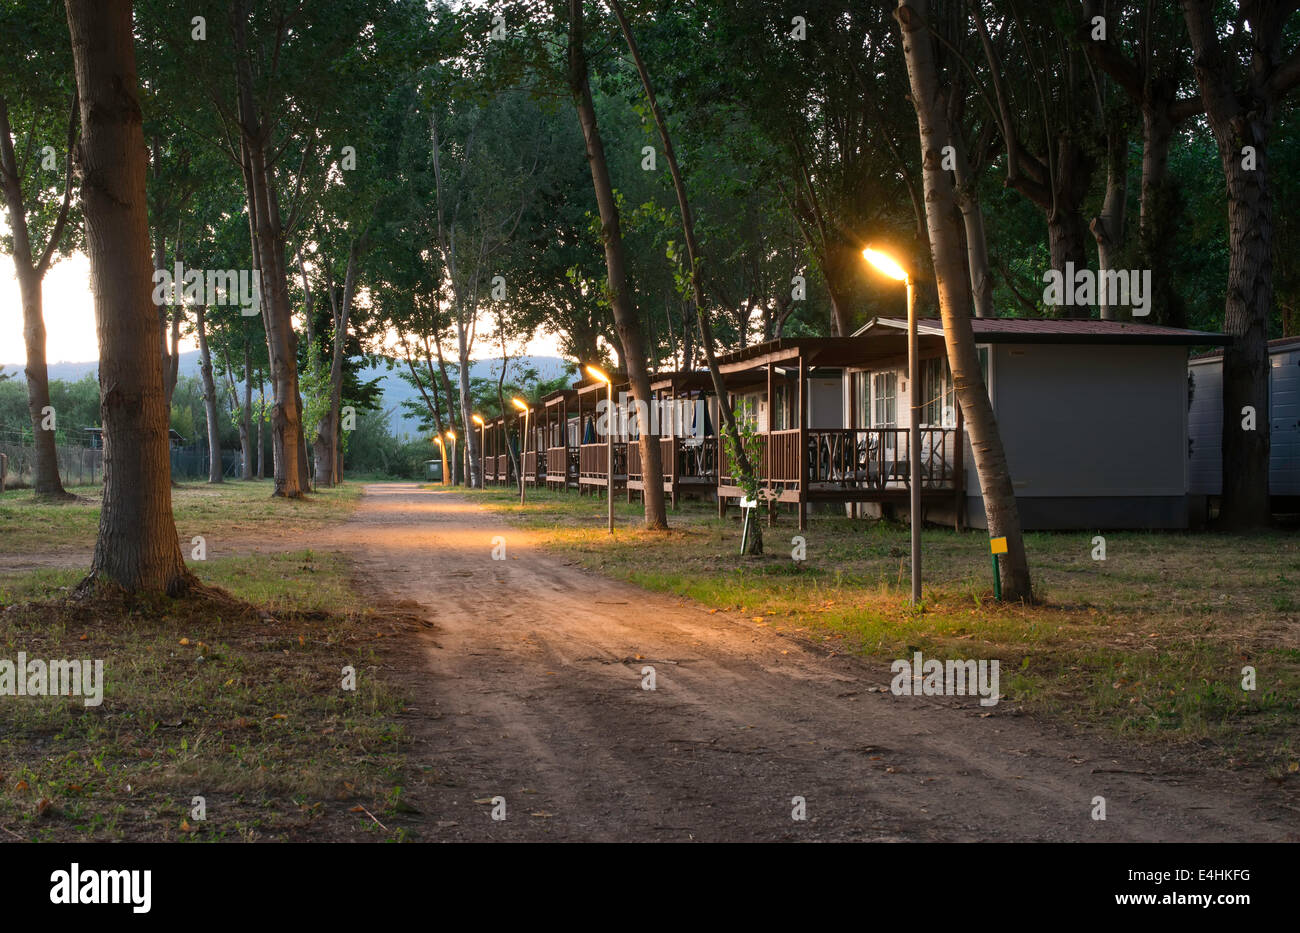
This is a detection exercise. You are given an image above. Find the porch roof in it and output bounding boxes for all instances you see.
[649,370,716,393]
[714,335,923,377]
[854,316,1231,346]
[541,388,578,408]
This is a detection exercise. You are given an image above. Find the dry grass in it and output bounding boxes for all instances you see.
[0,550,424,842]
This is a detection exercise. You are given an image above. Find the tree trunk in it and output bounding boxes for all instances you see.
[951,143,994,319]
[1184,0,1279,530]
[232,3,305,498]
[195,304,223,483]
[317,238,360,488]
[455,327,479,489]
[255,366,265,479]
[240,341,253,479]
[0,101,72,500]
[66,0,190,595]
[1137,108,1186,327]
[19,278,72,497]
[608,0,761,540]
[895,0,1032,602]
[1091,123,1129,321]
[568,0,666,529]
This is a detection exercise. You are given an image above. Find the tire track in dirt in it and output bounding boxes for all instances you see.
[271,483,1300,841]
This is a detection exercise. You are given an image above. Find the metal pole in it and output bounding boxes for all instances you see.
[520,410,527,506]
[907,277,921,604]
[607,383,614,533]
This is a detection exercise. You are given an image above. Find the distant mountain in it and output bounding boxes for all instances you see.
[1,351,572,438]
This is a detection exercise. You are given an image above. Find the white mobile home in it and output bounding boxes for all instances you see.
[847,317,1229,530]
[1188,336,1300,510]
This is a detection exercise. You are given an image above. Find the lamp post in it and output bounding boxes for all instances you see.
[445,430,457,487]
[586,364,614,533]
[433,436,447,486]
[863,246,922,605]
[472,414,485,488]
[512,397,529,505]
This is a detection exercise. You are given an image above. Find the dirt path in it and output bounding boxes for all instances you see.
[331,483,1297,842]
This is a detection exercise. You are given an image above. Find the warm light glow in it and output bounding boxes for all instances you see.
[445,430,456,440]
[471,414,484,426]
[585,364,611,384]
[511,397,528,412]
[863,247,908,282]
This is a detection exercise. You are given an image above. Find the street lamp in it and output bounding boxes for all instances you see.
[433,436,448,487]
[472,414,485,488]
[445,429,457,487]
[512,397,529,505]
[586,364,614,533]
[863,246,922,605]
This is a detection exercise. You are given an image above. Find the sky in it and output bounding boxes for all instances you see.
[1,246,565,367]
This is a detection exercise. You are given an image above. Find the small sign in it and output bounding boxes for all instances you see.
[740,496,757,509]
[989,536,1008,555]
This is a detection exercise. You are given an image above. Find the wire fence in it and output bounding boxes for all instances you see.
[0,441,103,489]
[0,440,243,489]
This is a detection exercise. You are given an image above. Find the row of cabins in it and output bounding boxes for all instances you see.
[474,318,1297,529]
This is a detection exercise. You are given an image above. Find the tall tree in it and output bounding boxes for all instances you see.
[1081,0,1203,326]
[66,0,191,595]
[1182,0,1300,529]
[0,1,79,499]
[567,0,667,529]
[896,0,1033,602]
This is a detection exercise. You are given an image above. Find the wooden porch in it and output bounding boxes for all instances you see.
[540,388,579,490]
[573,374,629,496]
[714,336,967,530]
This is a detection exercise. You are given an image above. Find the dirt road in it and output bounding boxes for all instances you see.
[334,484,1297,842]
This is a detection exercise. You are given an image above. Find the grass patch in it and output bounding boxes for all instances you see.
[0,549,423,842]
[0,479,363,553]
[462,485,1300,774]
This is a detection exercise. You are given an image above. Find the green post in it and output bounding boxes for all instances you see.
[991,554,1002,602]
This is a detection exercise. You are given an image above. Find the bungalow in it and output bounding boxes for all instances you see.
[541,388,580,491]
[574,373,629,497]
[517,401,547,488]
[711,318,1229,530]
[479,415,514,487]
[625,372,721,507]
[1188,335,1300,513]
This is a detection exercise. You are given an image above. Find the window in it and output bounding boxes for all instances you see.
[922,357,956,426]
[772,383,789,430]
[735,393,763,429]
[872,372,896,426]
[852,371,870,428]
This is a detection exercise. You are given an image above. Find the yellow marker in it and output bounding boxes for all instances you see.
[990,536,1008,555]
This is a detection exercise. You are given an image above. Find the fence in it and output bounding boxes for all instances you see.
[0,440,242,489]
[0,440,103,488]
[169,446,244,480]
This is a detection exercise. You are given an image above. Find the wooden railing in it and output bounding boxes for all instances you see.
[720,427,960,490]
[546,446,567,478]
[675,437,717,480]
[625,436,673,482]
[523,449,543,480]
[807,428,958,489]
[579,442,627,478]
[495,454,512,483]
